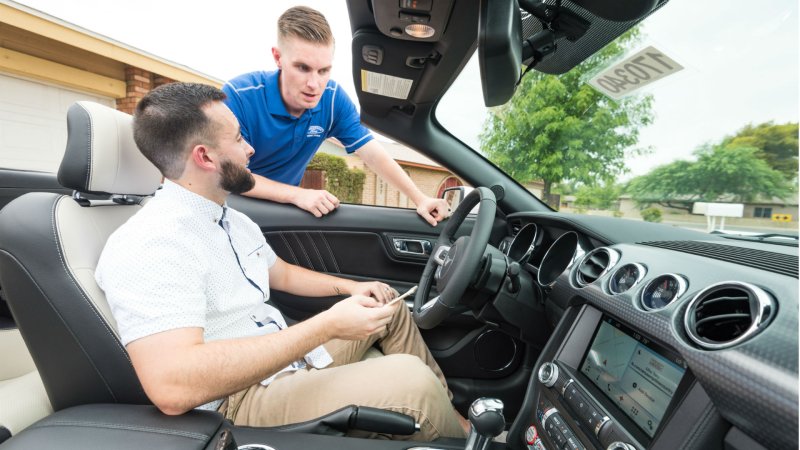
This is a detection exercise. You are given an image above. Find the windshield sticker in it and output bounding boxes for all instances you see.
[361,70,413,99]
[587,46,683,100]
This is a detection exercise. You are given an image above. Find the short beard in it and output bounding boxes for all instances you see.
[220,159,255,194]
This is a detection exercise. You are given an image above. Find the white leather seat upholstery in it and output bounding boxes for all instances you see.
[0,329,52,436]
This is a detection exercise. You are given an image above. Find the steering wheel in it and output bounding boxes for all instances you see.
[412,187,497,329]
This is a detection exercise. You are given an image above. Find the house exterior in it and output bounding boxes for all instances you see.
[0,0,223,173]
[0,0,467,207]
[316,139,464,208]
[617,195,798,222]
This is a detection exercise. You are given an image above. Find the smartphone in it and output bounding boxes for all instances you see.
[386,285,418,306]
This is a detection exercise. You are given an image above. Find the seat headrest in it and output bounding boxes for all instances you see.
[58,101,162,196]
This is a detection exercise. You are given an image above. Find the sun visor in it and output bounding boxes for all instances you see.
[351,30,436,118]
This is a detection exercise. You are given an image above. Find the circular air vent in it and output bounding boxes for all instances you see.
[684,281,776,350]
[574,247,619,287]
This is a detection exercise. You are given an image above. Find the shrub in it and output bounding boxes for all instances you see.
[641,207,663,222]
[306,153,366,204]
[613,210,624,218]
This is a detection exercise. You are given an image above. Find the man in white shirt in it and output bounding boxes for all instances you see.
[95,82,468,441]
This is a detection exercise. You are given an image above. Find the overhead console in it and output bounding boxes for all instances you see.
[516,306,720,450]
[371,0,454,42]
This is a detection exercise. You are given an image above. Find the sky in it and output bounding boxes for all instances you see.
[10,0,798,179]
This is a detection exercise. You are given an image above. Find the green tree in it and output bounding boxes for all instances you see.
[480,29,653,206]
[723,122,798,181]
[627,144,794,211]
[574,182,622,210]
[552,180,579,196]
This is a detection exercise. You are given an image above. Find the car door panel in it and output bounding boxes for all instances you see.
[228,196,527,409]
[265,231,425,282]
[0,169,70,211]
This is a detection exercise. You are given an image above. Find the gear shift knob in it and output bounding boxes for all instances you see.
[465,398,504,450]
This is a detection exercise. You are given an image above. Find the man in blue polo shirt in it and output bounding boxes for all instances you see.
[222,6,449,226]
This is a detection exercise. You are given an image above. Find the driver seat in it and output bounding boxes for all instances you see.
[0,101,413,437]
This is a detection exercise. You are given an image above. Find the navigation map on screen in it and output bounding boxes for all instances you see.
[580,318,686,438]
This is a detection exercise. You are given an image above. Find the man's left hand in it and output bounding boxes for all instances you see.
[416,196,450,227]
[350,281,397,304]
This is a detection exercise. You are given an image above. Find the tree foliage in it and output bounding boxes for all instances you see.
[306,153,365,204]
[626,143,795,211]
[480,29,653,204]
[722,122,798,181]
[574,182,622,210]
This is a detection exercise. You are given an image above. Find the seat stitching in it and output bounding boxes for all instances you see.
[33,420,209,441]
[50,197,137,400]
[76,103,93,192]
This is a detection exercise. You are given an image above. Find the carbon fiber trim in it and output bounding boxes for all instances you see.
[547,242,797,449]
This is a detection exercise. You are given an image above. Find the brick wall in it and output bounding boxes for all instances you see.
[115,67,175,114]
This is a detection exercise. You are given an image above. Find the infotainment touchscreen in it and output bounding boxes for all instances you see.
[580,317,686,438]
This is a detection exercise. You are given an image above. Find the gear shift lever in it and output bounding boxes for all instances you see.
[465,398,505,450]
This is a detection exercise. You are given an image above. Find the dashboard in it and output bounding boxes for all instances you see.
[496,213,798,450]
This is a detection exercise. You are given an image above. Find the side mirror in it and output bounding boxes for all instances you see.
[442,186,479,214]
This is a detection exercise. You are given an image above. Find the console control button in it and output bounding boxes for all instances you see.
[563,383,582,407]
[551,415,570,437]
[525,425,538,444]
[565,435,586,450]
[538,362,560,387]
[544,417,560,440]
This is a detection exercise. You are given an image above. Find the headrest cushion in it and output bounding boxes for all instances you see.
[58,102,162,196]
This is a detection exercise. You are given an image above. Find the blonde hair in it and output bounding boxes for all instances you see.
[278,6,334,46]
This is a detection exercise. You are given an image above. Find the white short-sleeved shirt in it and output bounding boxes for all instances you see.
[96,179,279,345]
[95,180,331,408]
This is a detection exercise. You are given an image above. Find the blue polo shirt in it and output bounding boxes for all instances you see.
[222,70,374,186]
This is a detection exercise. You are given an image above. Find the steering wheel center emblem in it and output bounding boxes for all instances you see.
[442,248,455,271]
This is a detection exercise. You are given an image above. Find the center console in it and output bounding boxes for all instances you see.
[516,306,707,450]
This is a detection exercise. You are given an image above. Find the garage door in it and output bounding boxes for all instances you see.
[0,73,115,173]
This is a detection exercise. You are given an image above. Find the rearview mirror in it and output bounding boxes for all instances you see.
[478,0,522,107]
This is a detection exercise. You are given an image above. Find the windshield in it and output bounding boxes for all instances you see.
[437,0,798,237]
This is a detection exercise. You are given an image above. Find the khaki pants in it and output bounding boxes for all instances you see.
[221,304,466,441]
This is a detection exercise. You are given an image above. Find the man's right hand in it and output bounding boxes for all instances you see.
[291,188,340,217]
[323,295,397,341]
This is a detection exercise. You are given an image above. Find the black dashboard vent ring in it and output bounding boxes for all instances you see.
[574,247,619,287]
[684,281,776,350]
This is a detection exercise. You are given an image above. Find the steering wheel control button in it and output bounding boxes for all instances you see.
[538,362,559,387]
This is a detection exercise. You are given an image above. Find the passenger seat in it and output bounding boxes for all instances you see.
[0,326,52,443]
